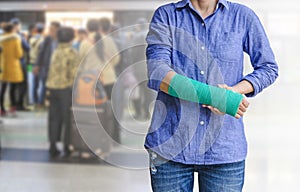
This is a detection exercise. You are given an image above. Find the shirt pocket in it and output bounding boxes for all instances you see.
[214,32,243,62]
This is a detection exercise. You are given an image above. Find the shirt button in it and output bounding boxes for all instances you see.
[200,121,205,125]
[200,70,205,75]
[201,22,205,26]
[201,46,205,50]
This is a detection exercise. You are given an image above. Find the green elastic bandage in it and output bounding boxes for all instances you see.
[168,74,243,117]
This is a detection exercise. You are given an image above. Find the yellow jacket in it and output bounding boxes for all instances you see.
[0,33,24,83]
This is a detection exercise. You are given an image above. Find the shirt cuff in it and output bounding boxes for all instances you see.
[148,63,173,91]
[242,74,260,97]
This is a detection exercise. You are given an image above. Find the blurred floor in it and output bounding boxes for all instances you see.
[0,111,152,192]
[0,82,299,192]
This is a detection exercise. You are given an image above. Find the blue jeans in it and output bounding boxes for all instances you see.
[149,151,245,192]
[33,75,46,105]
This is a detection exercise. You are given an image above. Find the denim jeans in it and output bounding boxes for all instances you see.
[149,151,245,192]
[33,75,46,105]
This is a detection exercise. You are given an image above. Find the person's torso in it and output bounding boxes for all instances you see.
[29,34,43,64]
[146,0,250,165]
[46,44,78,89]
[0,33,21,65]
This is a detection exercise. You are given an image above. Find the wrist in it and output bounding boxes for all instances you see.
[231,86,241,94]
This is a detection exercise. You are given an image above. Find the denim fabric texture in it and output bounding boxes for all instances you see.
[149,151,245,192]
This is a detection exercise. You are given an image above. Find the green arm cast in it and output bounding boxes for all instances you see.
[168,74,243,117]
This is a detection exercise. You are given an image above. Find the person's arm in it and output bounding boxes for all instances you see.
[203,9,279,117]
[108,38,120,67]
[146,7,174,92]
[242,9,279,97]
[20,35,30,53]
[160,71,247,117]
[70,50,80,83]
[231,80,254,95]
[15,38,23,59]
[159,71,176,93]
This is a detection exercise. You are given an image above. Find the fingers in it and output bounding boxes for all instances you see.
[203,98,250,119]
[242,98,250,108]
[202,105,225,115]
[235,98,250,119]
[239,98,250,113]
[236,109,244,118]
[239,104,247,113]
[235,113,241,119]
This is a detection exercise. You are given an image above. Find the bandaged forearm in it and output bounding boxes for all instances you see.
[168,74,243,116]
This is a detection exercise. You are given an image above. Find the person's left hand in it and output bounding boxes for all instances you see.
[202,84,250,119]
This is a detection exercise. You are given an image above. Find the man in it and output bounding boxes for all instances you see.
[29,23,44,107]
[10,18,30,111]
[145,0,279,191]
[33,21,60,109]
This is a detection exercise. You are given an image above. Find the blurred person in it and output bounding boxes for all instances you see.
[26,23,38,105]
[27,23,36,43]
[145,0,278,191]
[26,23,37,71]
[110,24,131,74]
[98,18,120,99]
[26,24,36,67]
[110,24,131,121]
[0,24,2,123]
[131,18,154,120]
[79,19,121,144]
[123,68,140,119]
[46,26,79,157]
[29,23,44,108]
[78,19,99,62]
[33,21,61,109]
[0,23,4,123]
[0,23,23,117]
[10,18,30,111]
[98,18,121,143]
[73,28,87,51]
[0,22,4,35]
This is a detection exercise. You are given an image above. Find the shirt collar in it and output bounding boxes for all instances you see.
[175,0,229,10]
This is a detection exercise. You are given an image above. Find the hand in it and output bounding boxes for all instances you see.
[202,84,250,119]
[218,84,250,118]
[33,66,39,75]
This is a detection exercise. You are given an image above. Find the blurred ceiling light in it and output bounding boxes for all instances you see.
[45,11,114,29]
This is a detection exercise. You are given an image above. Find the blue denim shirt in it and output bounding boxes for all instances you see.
[145,0,278,165]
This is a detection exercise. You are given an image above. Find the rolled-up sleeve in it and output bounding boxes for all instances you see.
[146,7,173,91]
[242,10,279,97]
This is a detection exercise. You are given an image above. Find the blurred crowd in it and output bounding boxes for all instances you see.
[0,17,153,158]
